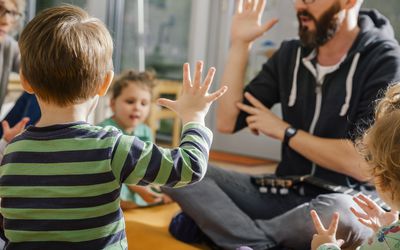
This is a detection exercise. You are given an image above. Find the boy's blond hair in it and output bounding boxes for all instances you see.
[111,69,157,100]
[19,4,113,106]
[358,83,400,203]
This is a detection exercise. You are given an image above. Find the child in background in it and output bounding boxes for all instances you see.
[310,83,400,250]
[0,4,227,249]
[98,70,172,209]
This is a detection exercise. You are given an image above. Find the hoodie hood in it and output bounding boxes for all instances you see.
[350,9,398,55]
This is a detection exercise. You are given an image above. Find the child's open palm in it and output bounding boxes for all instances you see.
[350,194,399,232]
[157,61,228,125]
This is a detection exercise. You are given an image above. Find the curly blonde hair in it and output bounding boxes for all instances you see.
[110,69,157,100]
[357,83,400,202]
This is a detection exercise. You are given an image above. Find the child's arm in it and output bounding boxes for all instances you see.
[113,61,227,187]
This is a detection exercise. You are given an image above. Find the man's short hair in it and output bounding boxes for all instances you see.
[19,4,113,106]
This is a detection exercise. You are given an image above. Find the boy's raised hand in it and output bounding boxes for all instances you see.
[2,118,30,143]
[350,194,399,232]
[310,210,344,250]
[157,61,228,125]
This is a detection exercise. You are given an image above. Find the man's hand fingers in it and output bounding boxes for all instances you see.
[262,18,279,33]
[244,92,267,110]
[236,0,243,14]
[236,102,259,114]
[255,0,266,14]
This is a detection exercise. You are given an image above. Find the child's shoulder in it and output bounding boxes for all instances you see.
[91,123,122,134]
[97,118,121,132]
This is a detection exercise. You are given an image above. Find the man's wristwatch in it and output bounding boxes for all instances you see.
[283,126,297,146]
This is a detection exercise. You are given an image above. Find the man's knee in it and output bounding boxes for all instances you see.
[310,194,373,247]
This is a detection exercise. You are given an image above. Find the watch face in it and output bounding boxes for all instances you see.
[287,127,296,135]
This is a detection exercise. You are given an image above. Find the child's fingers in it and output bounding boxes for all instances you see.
[353,196,370,212]
[16,117,30,130]
[1,120,10,131]
[337,239,345,247]
[157,98,176,112]
[327,212,340,235]
[201,67,216,95]
[182,63,192,92]
[206,86,228,102]
[357,218,375,230]
[193,61,203,89]
[356,194,381,211]
[353,195,381,215]
[350,207,369,220]
[310,210,326,234]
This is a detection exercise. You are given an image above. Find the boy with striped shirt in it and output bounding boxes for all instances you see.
[0,5,227,249]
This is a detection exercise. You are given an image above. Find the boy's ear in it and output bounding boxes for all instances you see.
[19,70,35,94]
[98,70,114,96]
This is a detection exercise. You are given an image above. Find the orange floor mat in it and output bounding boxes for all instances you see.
[124,202,208,250]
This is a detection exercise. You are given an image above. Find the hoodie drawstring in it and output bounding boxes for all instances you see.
[288,47,301,107]
[340,52,360,116]
[288,48,360,117]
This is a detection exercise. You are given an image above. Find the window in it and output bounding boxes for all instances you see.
[120,0,191,80]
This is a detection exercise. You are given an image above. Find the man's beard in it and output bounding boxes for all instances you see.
[297,2,342,49]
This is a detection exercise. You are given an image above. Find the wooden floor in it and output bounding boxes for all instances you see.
[209,150,277,175]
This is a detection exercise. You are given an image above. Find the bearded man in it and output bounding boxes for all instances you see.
[163,0,400,249]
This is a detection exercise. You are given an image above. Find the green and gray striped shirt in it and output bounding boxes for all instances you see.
[0,121,212,249]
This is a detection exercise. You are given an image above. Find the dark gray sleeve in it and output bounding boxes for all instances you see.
[234,48,281,132]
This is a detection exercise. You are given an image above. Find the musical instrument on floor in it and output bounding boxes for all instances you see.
[251,174,390,211]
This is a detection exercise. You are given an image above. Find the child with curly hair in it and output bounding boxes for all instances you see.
[311,83,400,249]
[98,70,172,209]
